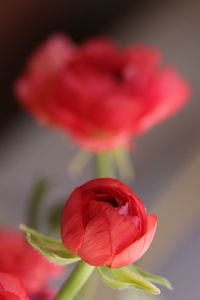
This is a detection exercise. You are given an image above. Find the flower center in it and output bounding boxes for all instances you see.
[96,195,119,207]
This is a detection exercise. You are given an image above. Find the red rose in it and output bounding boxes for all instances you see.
[0,228,62,294]
[0,272,29,300]
[15,35,190,152]
[61,178,157,268]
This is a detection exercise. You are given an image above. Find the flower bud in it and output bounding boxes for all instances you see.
[61,178,157,268]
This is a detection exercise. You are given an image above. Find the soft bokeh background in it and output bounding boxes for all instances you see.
[1,0,200,299]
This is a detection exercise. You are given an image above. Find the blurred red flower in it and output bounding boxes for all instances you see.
[0,272,28,300]
[15,34,190,152]
[0,228,62,294]
[61,178,157,268]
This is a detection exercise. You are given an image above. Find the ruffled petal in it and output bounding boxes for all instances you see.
[133,68,190,135]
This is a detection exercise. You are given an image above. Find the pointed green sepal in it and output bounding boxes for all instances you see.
[20,224,80,265]
[133,265,173,290]
[97,266,160,295]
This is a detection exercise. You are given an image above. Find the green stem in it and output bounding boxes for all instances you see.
[55,261,95,300]
[79,272,99,300]
[114,147,135,182]
[95,152,115,178]
[68,150,91,177]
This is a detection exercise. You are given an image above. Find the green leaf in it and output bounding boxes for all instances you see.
[27,177,50,229]
[48,202,63,234]
[20,224,80,265]
[97,266,160,295]
[133,265,173,290]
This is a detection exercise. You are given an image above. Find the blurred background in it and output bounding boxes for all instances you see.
[1,0,200,299]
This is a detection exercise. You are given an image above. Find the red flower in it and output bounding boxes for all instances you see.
[0,228,62,294]
[61,178,157,268]
[0,272,29,300]
[15,35,190,152]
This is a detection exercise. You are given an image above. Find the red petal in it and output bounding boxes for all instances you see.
[110,215,157,268]
[133,68,191,135]
[102,203,141,254]
[0,272,28,300]
[78,201,140,266]
[78,201,112,266]
[61,189,85,253]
